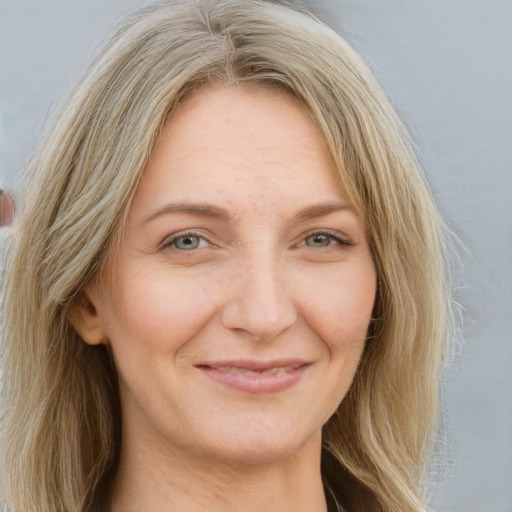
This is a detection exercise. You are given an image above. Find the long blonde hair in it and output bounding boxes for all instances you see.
[1,1,449,510]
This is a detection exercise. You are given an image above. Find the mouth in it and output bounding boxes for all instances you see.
[196,359,310,393]
[208,365,300,376]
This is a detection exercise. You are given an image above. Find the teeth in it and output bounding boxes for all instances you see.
[215,365,295,375]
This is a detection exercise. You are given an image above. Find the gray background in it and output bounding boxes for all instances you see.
[1,1,511,511]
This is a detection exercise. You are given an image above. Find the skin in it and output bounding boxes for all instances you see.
[74,86,376,512]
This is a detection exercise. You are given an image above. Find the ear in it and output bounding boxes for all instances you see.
[69,287,107,346]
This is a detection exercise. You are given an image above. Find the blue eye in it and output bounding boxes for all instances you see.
[303,232,351,248]
[168,234,208,251]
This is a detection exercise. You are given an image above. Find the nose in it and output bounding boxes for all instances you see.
[221,249,298,341]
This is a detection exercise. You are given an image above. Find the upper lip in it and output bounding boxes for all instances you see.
[196,359,308,372]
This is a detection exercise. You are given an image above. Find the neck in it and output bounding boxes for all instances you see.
[108,428,328,512]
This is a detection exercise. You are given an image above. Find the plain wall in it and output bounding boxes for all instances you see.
[1,1,511,510]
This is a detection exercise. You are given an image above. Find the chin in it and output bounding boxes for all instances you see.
[189,419,322,467]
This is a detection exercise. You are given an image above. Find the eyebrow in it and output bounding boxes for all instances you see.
[141,200,356,226]
[141,202,233,225]
[289,201,357,223]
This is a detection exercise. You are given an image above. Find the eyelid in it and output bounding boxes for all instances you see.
[159,230,212,250]
[300,228,353,247]
[158,228,353,251]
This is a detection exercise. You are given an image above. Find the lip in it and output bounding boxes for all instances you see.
[196,359,310,393]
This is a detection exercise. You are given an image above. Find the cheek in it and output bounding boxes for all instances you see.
[298,262,376,352]
[102,268,221,360]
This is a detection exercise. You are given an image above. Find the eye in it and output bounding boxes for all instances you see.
[162,233,210,251]
[303,231,352,248]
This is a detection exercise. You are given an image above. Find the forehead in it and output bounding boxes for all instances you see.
[130,85,349,222]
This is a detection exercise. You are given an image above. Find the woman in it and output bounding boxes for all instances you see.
[0,1,449,511]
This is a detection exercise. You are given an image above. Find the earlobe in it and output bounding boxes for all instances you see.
[69,288,106,346]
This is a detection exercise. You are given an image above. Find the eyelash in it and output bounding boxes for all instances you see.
[300,229,353,249]
[160,229,352,252]
[159,231,211,251]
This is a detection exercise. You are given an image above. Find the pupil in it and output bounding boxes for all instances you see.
[308,234,329,247]
[176,236,198,249]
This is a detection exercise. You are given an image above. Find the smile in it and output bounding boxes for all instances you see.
[196,360,310,393]
[213,365,298,375]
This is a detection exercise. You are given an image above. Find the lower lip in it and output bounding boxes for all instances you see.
[198,365,310,393]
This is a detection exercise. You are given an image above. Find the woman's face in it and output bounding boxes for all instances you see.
[82,86,376,466]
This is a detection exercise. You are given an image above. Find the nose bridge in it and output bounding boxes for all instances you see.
[221,241,297,340]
